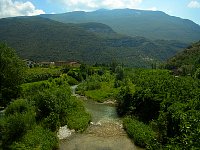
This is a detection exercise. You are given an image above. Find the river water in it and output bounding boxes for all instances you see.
[59,86,143,150]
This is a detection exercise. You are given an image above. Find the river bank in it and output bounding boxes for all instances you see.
[59,86,143,150]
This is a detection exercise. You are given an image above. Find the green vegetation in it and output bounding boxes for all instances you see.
[123,117,160,149]
[24,67,61,83]
[1,75,91,149]
[166,41,200,76]
[71,64,200,149]
[0,16,187,67]
[21,76,91,130]
[1,77,91,149]
[10,126,58,150]
[1,40,200,149]
[0,44,91,149]
[77,71,120,102]
[1,100,36,148]
[117,69,200,149]
[0,43,26,106]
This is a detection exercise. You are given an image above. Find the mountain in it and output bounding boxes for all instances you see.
[166,41,200,69]
[40,9,200,43]
[0,16,187,67]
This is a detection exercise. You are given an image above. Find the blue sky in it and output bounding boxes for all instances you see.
[0,0,200,25]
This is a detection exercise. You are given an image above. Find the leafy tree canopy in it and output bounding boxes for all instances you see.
[0,43,26,106]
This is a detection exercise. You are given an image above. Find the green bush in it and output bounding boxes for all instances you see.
[20,80,52,98]
[29,86,71,131]
[123,117,160,149]
[1,111,36,148]
[60,74,78,85]
[20,76,70,98]
[65,97,91,131]
[0,43,26,106]
[76,72,120,102]
[42,112,60,131]
[23,77,91,132]
[24,67,61,83]
[5,99,34,116]
[67,70,83,81]
[10,126,58,150]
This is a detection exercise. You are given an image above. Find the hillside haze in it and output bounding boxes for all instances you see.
[40,9,200,43]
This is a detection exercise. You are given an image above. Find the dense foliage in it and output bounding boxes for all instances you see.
[123,117,160,149]
[24,67,61,83]
[21,76,91,131]
[1,76,91,149]
[117,69,200,149]
[0,43,26,106]
[10,126,58,150]
[0,16,187,67]
[77,70,120,102]
[0,46,91,149]
[165,41,200,76]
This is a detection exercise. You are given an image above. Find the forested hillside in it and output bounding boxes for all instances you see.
[41,9,200,43]
[0,16,187,67]
[165,41,200,75]
[166,41,200,67]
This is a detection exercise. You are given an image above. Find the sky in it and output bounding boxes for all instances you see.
[0,0,200,25]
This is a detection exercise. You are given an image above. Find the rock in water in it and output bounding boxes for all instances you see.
[57,125,73,140]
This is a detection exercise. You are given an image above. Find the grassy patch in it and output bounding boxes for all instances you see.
[10,125,58,150]
[84,82,119,102]
[65,97,91,131]
[123,117,160,149]
[77,72,120,102]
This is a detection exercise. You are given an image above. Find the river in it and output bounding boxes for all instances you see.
[59,85,143,150]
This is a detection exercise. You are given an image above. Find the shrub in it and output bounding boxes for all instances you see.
[5,99,34,116]
[24,67,61,83]
[60,74,79,85]
[123,117,160,149]
[67,70,83,81]
[10,126,58,150]
[1,111,36,148]
[20,80,52,98]
[65,97,91,131]
[29,87,71,131]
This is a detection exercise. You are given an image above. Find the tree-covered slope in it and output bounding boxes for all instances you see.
[0,16,187,67]
[166,41,200,68]
[165,41,200,76]
[41,9,200,43]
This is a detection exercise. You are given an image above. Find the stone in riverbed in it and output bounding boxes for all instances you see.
[57,125,74,140]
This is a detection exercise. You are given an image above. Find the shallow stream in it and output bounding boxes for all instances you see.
[59,85,142,150]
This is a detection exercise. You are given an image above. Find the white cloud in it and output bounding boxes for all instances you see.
[0,0,45,18]
[187,0,200,8]
[48,0,143,11]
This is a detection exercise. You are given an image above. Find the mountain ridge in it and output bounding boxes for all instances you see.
[0,16,188,67]
[40,8,200,43]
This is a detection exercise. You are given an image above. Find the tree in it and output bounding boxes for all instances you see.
[115,65,124,81]
[0,43,26,106]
